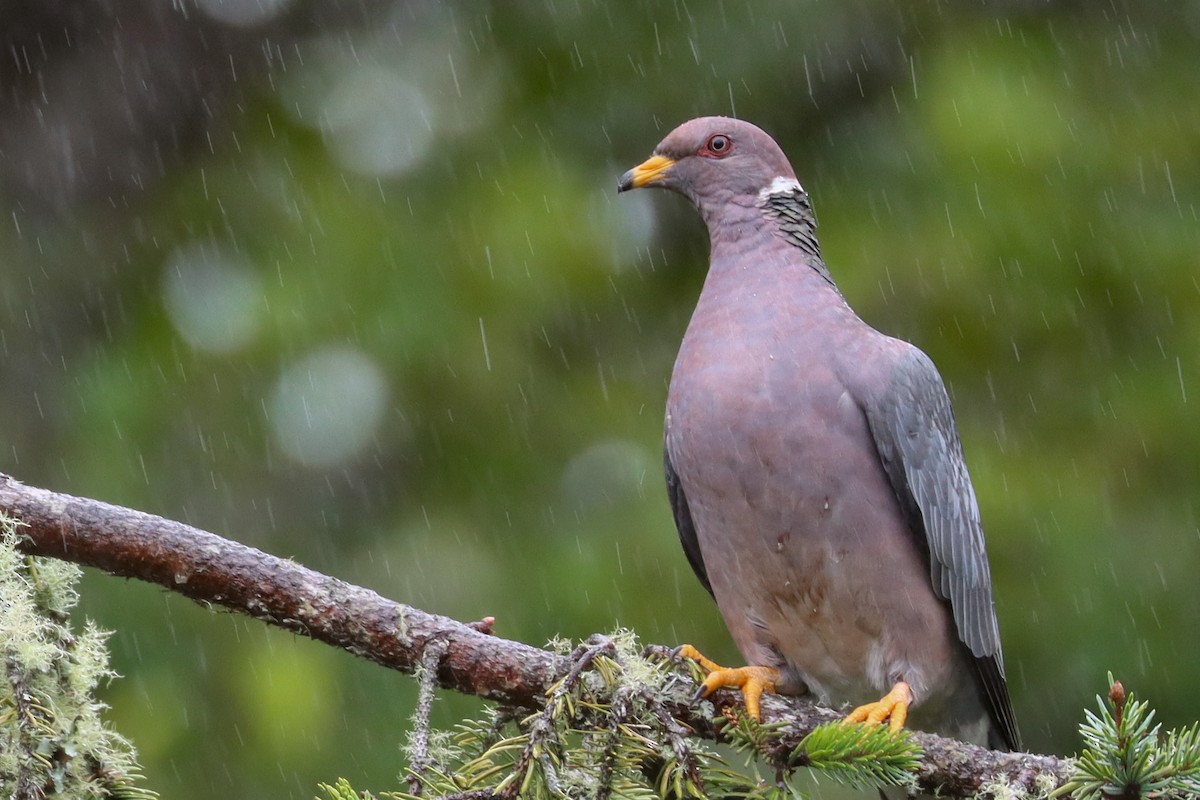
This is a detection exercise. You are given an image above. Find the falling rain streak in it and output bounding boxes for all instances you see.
[479,317,492,371]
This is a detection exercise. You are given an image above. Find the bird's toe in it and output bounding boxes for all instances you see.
[842,681,913,732]
[674,644,781,721]
[671,643,723,673]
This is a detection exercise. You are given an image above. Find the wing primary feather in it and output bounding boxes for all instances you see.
[664,446,713,597]
[973,655,1022,751]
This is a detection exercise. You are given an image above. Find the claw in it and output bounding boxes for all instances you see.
[673,643,780,721]
[842,681,913,733]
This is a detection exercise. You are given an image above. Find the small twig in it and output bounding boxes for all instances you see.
[594,683,632,800]
[536,751,564,798]
[501,636,616,800]
[407,637,450,797]
[643,683,705,792]
[6,660,43,800]
[559,636,617,693]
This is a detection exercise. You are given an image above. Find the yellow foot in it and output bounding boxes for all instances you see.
[841,681,913,733]
[673,644,780,721]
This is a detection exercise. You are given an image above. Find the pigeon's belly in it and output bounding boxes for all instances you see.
[666,346,956,707]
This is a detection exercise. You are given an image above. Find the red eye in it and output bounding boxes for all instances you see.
[701,134,733,158]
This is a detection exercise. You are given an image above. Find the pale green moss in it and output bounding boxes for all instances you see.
[0,512,156,799]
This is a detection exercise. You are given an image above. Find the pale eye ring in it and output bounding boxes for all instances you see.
[704,134,733,156]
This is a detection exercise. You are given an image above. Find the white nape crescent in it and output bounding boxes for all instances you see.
[759,176,804,200]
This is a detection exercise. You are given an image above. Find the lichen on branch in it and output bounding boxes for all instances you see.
[0,512,155,799]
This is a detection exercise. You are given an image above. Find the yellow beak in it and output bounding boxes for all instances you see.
[617,154,676,192]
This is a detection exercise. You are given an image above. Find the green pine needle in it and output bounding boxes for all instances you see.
[724,713,790,756]
[316,777,374,800]
[1059,673,1200,799]
[792,721,922,790]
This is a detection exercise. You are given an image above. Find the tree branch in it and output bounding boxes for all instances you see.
[0,472,560,709]
[0,473,1074,796]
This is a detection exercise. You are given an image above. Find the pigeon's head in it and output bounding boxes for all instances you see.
[617,117,798,211]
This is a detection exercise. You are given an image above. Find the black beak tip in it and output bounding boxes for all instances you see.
[617,170,635,193]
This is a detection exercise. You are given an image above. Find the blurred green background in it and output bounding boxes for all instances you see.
[2,1,1198,797]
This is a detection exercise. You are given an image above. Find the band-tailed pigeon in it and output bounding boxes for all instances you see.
[617,117,1020,751]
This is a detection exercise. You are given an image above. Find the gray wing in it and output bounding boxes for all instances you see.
[864,346,1021,751]
[664,445,713,598]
